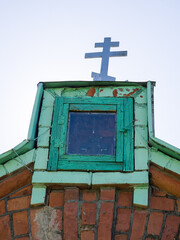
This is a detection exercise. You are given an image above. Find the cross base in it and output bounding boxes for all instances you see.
[92,72,115,81]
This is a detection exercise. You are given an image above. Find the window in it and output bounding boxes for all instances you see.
[48,97,133,171]
[67,112,116,156]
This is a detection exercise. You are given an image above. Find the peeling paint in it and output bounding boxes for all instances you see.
[113,89,118,97]
[34,206,62,240]
[86,88,96,97]
[124,88,139,97]
[118,88,123,92]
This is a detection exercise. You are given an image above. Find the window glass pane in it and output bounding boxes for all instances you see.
[67,112,116,155]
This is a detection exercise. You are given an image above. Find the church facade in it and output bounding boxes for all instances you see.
[0,80,180,239]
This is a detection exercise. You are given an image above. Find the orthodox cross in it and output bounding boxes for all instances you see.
[85,37,127,81]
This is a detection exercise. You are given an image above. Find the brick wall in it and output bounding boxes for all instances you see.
[0,186,180,239]
[0,169,180,239]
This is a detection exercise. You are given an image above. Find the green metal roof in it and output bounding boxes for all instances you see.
[41,80,154,88]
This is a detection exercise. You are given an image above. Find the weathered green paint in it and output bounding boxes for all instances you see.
[31,170,149,207]
[46,87,64,98]
[116,102,124,163]
[34,148,48,170]
[37,127,51,148]
[4,149,35,174]
[31,185,46,206]
[0,165,7,177]
[135,148,148,170]
[59,103,69,156]
[123,98,134,171]
[133,185,148,207]
[134,103,147,126]
[42,90,55,107]
[32,171,92,185]
[2,80,179,209]
[28,82,44,140]
[48,97,62,170]
[135,126,148,148]
[0,139,34,165]
[42,81,149,89]
[63,97,128,104]
[38,106,53,127]
[32,170,148,186]
[58,161,123,171]
[69,104,116,112]
[151,149,180,175]
[62,87,98,97]
[48,96,134,171]
[92,171,148,185]
[134,87,147,104]
[98,87,141,98]
[60,155,116,162]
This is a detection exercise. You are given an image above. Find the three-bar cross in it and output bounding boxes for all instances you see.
[85,37,127,81]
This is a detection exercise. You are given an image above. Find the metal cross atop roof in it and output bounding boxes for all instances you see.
[85,37,127,81]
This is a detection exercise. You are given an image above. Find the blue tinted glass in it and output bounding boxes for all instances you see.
[67,112,116,155]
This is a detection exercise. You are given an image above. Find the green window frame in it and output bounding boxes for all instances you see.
[48,97,134,171]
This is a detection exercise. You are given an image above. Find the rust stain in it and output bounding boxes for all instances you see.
[113,89,118,97]
[140,95,143,98]
[100,89,103,92]
[118,88,123,92]
[126,89,130,92]
[123,88,139,97]
[86,88,96,97]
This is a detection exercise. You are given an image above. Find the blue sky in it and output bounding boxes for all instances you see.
[0,1,180,153]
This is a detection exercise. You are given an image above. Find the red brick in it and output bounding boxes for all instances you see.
[64,202,78,240]
[150,165,180,198]
[97,202,114,240]
[0,200,5,215]
[64,188,79,201]
[118,191,132,207]
[30,208,40,240]
[10,185,32,198]
[49,191,63,207]
[13,211,29,236]
[161,215,180,240]
[116,208,131,232]
[81,230,94,240]
[0,215,11,240]
[0,168,32,199]
[83,191,96,201]
[49,209,62,231]
[131,210,147,240]
[147,211,163,235]
[153,188,166,197]
[81,202,96,225]
[115,234,128,240]
[176,199,180,213]
[7,196,30,211]
[100,188,115,201]
[150,196,174,211]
